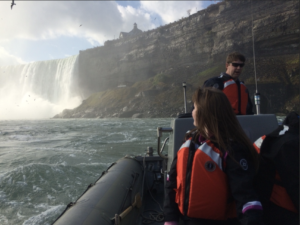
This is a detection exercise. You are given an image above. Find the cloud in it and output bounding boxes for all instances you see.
[0,2,117,41]
[0,1,154,45]
[117,5,155,32]
[140,1,206,24]
[0,46,27,66]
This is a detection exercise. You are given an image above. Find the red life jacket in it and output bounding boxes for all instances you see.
[175,138,236,220]
[222,79,248,115]
[253,135,298,213]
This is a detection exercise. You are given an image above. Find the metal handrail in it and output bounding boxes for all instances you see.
[157,127,173,159]
[160,137,169,154]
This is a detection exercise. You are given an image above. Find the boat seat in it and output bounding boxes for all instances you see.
[167,114,279,171]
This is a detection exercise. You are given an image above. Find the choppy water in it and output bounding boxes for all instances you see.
[0,118,172,225]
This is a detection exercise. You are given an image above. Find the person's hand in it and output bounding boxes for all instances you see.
[164,221,178,225]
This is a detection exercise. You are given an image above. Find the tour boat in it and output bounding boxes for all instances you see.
[52,113,279,225]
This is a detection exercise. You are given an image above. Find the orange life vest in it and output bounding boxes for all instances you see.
[222,79,248,115]
[175,138,236,220]
[253,136,298,213]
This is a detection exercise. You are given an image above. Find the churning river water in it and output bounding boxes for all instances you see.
[0,118,172,225]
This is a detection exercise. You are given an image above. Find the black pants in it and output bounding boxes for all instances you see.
[263,202,299,225]
[179,218,240,225]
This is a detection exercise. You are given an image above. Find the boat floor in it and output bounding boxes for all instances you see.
[138,188,164,225]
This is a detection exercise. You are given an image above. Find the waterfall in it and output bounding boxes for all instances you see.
[0,55,82,120]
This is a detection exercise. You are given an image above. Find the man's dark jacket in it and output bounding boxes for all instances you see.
[203,73,253,115]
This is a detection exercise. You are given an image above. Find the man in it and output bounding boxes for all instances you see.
[203,52,253,115]
[253,112,299,225]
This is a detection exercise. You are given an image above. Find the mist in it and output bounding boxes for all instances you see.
[0,55,82,120]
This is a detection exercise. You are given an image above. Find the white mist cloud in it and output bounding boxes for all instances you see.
[0,90,81,120]
[0,47,27,66]
[0,55,82,120]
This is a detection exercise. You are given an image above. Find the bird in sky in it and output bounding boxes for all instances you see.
[11,0,16,10]
[79,24,82,27]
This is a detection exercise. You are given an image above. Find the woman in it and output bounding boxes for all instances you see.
[163,87,264,225]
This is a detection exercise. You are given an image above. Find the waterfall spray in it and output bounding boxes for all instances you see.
[0,55,82,119]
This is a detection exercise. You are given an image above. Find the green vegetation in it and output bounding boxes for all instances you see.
[153,73,170,85]
[197,64,224,77]
[76,87,137,111]
[189,64,224,87]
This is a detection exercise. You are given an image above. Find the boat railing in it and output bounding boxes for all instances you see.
[157,127,173,159]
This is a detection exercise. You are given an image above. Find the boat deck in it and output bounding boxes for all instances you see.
[138,187,164,225]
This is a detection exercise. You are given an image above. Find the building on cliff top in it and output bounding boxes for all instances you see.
[119,23,143,39]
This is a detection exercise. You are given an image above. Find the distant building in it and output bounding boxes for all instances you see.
[119,23,143,39]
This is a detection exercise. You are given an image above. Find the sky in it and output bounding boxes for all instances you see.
[0,1,219,67]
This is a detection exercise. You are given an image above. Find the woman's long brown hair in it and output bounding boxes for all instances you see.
[192,87,259,170]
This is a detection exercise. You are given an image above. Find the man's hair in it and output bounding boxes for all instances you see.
[192,87,259,170]
[226,52,246,63]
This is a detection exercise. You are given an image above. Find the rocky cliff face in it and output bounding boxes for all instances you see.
[75,0,299,98]
[54,0,299,119]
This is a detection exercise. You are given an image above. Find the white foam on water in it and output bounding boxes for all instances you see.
[77,162,110,167]
[61,161,67,167]
[6,200,19,207]
[0,190,7,202]
[16,181,27,186]
[17,212,26,219]
[0,215,9,225]
[0,162,69,185]
[8,135,32,141]
[22,205,65,225]
[33,185,42,192]
[106,137,139,143]
[47,194,55,200]
[50,165,64,173]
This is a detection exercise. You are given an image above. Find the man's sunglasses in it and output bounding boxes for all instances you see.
[231,63,244,68]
